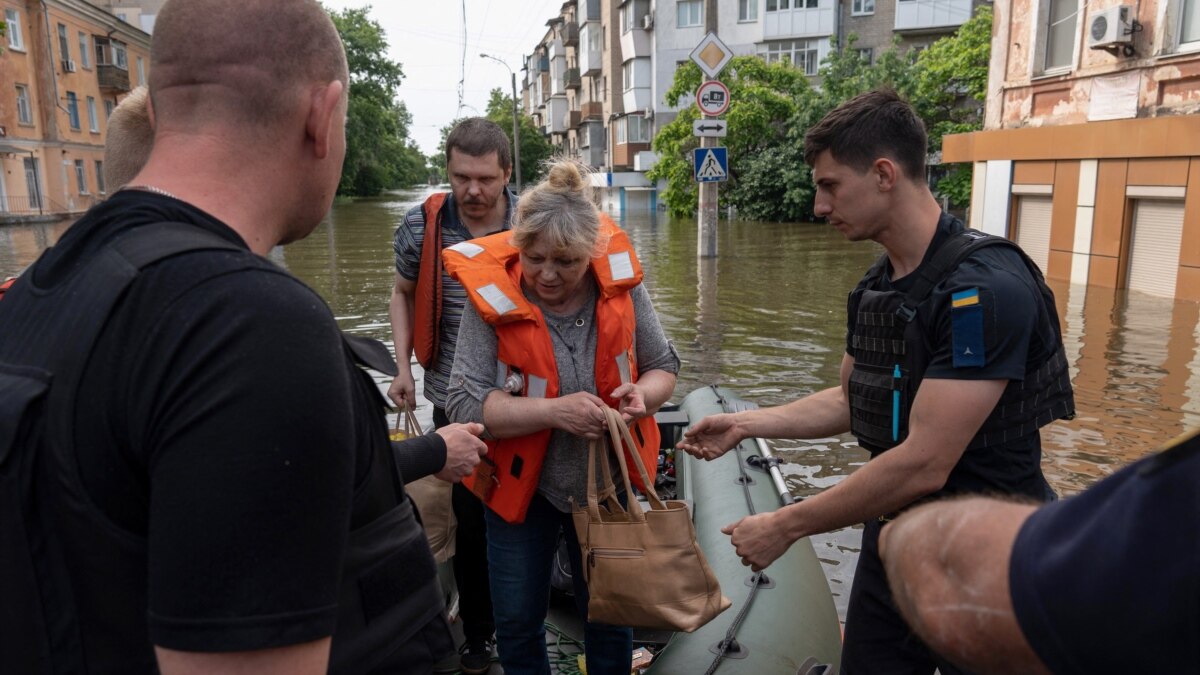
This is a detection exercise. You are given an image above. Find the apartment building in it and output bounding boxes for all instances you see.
[523,0,984,214]
[1,0,150,221]
[944,0,1200,301]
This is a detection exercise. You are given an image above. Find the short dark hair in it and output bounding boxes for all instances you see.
[446,118,512,172]
[803,88,927,180]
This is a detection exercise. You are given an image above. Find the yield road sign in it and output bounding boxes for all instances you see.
[693,120,728,137]
[690,32,734,79]
[695,81,731,117]
[694,147,728,183]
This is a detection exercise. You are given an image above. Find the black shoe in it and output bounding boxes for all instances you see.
[459,638,495,675]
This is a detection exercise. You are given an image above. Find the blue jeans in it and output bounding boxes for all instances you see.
[484,493,633,675]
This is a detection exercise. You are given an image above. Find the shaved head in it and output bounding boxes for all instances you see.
[150,0,347,131]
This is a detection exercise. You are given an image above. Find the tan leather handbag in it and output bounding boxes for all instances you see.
[571,407,730,632]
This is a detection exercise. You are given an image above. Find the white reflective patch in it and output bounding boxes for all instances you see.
[448,241,485,258]
[527,375,548,398]
[495,359,508,389]
[615,352,631,384]
[478,283,518,316]
[608,251,634,281]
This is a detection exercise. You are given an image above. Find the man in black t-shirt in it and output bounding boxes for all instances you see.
[0,1,485,673]
[880,430,1200,675]
[679,89,1072,673]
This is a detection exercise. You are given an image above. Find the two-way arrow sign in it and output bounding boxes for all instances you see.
[692,120,728,138]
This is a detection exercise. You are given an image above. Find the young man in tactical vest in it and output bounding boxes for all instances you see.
[0,1,487,673]
[678,88,1074,674]
[389,117,516,674]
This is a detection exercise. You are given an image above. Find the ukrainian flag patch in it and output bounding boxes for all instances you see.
[951,287,985,368]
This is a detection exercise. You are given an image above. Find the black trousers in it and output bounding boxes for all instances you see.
[841,519,971,675]
[433,406,495,644]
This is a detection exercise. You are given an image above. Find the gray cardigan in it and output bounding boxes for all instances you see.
[445,279,680,512]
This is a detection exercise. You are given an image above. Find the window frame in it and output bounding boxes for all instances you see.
[4,8,24,50]
[87,96,98,132]
[1179,0,1200,50]
[78,32,91,69]
[761,39,820,75]
[57,23,70,63]
[136,56,146,86]
[66,92,81,130]
[852,0,875,15]
[16,84,33,125]
[626,114,651,143]
[95,160,106,194]
[856,47,874,64]
[677,0,703,27]
[74,159,88,195]
[1039,0,1079,74]
[739,0,759,22]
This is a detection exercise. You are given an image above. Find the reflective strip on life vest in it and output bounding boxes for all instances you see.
[526,375,548,398]
[495,359,508,389]
[448,241,486,258]
[608,251,635,281]
[478,283,518,316]
[614,352,631,385]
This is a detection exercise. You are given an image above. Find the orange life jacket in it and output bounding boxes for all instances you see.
[413,192,449,370]
[0,277,14,300]
[443,216,661,524]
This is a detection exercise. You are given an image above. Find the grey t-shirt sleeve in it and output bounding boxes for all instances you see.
[444,300,500,425]
[631,283,680,375]
[393,204,425,281]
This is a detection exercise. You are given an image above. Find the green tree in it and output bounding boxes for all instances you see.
[328,5,427,195]
[484,88,554,187]
[648,57,812,218]
[912,6,992,209]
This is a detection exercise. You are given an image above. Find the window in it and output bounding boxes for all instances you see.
[620,0,649,32]
[87,96,98,132]
[856,47,874,65]
[4,8,24,50]
[78,32,91,68]
[762,39,821,75]
[95,161,106,194]
[104,99,115,118]
[74,160,88,194]
[115,42,127,68]
[96,37,130,69]
[626,114,651,143]
[1043,0,1078,71]
[57,23,70,62]
[623,60,635,90]
[1181,0,1200,46]
[16,85,33,125]
[739,0,759,21]
[66,92,80,130]
[678,0,703,26]
[852,0,874,14]
[136,56,145,86]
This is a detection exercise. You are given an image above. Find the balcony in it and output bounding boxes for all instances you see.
[563,68,581,90]
[619,22,652,59]
[565,110,582,129]
[763,0,836,39]
[563,21,579,46]
[97,64,130,93]
[579,22,602,75]
[894,0,972,32]
[581,101,603,120]
[548,97,569,134]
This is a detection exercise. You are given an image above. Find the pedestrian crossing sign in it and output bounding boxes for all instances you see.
[693,147,728,183]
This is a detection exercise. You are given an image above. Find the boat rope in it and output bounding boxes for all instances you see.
[702,384,771,675]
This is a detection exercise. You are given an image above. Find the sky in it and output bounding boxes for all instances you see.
[321,1,567,156]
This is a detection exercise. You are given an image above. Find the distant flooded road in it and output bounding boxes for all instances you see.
[5,186,1198,622]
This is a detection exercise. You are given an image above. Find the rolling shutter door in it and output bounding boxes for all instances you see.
[1015,196,1052,275]
[1128,199,1184,298]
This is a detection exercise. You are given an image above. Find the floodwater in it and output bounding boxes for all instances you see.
[4,186,1199,624]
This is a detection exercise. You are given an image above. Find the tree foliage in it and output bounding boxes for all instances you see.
[651,7,990,219]
[328,5,428,195]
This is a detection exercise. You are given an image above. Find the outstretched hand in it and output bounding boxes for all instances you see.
[434,422,487,483]
[676,413,741,460]
[610,382,647,422]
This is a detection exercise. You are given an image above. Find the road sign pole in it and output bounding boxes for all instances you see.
[698,1,719,257]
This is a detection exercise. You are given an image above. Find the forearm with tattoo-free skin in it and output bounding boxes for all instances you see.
[879,498,1050,675]
[700,353,1010,571]
[386,273,417,408]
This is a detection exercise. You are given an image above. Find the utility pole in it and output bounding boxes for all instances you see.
[698,0,719,258]
[480,53,523,192]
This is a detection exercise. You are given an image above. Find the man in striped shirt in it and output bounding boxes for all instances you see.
[389,117,515,674]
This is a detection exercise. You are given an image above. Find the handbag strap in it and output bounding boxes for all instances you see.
[585,426,625,520]
[608,408,667,512]
[392,404,423,438]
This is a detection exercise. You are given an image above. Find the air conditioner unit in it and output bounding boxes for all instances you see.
[62,59,77,73]
[642,14,654,30]
[1087,5,1133,49]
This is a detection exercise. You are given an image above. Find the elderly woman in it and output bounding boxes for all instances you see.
[444,158,679,675]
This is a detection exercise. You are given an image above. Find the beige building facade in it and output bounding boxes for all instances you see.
[1,0,149,222]
[945,0,1200,301]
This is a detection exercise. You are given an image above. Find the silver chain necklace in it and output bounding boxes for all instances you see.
[121,184,181,201]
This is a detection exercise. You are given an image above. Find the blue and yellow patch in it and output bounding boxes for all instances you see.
[950,287,985,367]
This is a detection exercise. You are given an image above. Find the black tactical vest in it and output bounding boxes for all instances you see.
[847,228,1075,465]
[0,223,442,674]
